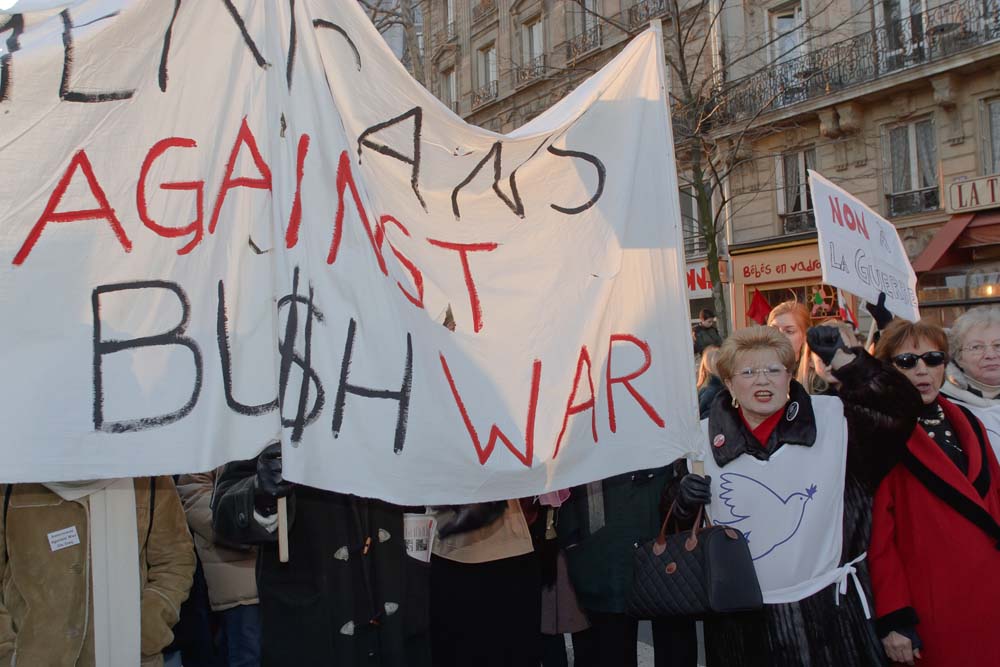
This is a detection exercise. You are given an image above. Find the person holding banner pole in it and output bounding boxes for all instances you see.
[211,443,431,667]
[669,325,921,666]
[557,468,698,667]
[869,319,1000,667]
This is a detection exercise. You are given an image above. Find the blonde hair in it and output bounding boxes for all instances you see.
[799,319,860,394]
[697,346,720,390]
[716,326,796,381]
[767,300,811,382]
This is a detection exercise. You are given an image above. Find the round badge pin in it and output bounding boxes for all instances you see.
[786,401,800,422]
[712,434,726,448]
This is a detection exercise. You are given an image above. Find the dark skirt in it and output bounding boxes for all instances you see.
[430,552,542,667]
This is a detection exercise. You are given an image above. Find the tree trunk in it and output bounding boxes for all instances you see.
[398,0,425,86]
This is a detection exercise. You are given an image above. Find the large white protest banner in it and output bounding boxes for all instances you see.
[808,171,920,322]
[0,1,700,503]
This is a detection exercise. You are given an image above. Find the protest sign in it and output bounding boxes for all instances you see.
[808,171,919,322]
[0,1,700,503]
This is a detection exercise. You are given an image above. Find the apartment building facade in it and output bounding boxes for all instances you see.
[417,0,1000,327]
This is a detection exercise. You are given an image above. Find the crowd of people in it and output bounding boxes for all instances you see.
[3,298,1000,666]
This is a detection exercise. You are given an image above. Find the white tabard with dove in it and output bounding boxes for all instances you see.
[701,396,860,605]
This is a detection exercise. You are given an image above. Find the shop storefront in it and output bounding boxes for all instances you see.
[913,174,1000,326]
[729,236,857,329]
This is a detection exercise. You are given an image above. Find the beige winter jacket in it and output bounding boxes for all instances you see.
[176,471,258,611]
[0,477,195,667]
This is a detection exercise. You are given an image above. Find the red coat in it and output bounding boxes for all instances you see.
[870,396,1000,667]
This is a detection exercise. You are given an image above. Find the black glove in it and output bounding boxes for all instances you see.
[675,473,712,518]
[437,501,507,539]
[807,325,848,366]
[253,442,294,515]
[865,292,893,330]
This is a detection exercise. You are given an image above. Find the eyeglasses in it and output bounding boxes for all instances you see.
[892,351,948,370]
[734,365,788,380]
[962,343,1000,358]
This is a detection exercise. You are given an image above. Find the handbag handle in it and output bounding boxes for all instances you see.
[656,500,712,547]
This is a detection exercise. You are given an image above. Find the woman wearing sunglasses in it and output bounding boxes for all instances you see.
[669,325,921,666]
[870,319,1000,667]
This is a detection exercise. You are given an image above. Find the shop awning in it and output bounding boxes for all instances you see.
[913,211,1000,273]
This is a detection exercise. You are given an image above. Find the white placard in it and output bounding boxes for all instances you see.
[809,171,919,322]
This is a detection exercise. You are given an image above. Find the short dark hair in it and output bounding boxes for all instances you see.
[700,308,716,320]
[875,319,949,361]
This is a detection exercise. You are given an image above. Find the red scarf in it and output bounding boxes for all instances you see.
[740,407,785,447]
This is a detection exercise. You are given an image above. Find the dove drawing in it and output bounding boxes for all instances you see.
[716,472,818,561]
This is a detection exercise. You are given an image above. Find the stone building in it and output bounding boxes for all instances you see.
[417,0,1000,327]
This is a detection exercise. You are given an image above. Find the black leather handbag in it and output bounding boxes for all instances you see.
[626,501,763,619]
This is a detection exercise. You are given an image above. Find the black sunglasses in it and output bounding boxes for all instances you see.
[892,351,948,369]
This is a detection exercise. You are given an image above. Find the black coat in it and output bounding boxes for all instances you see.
[666,350,921,667]
[698,375,724,419]
[212,458,431,667]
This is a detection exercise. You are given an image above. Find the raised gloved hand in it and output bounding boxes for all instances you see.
[675,473,712,518]
[437,501,507,539]
[807,325,849,366]
[253,442,294,515]
[865,292,894,330]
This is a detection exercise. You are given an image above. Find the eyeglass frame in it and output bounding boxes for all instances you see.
[961,342,1000,358]
[732,365,789,381]
[891,351,948,370]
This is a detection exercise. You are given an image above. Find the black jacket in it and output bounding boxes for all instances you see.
[667,350,921,667]
[212,458,431,667]
[698,375,724,419]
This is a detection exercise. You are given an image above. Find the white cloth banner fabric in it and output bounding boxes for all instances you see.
[0,1,700,504]
[808,170,920,322]
[702,397,854,604]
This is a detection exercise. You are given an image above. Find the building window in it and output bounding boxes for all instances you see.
[522,18,544,64]
[415,5,424,57]
[516,17,546,85]
[478,43,497,87]
[442,68,457,112]
[885,118,939,217]
[680,186,706,256]
[472,44,498,107]
[445,0,455,39]
[987,98,1000,175]
[769,4,805,64]
[776,148,816,234]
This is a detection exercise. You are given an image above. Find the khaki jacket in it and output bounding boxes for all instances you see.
[432,500,533,563]
[176,471,258,611]
[0,478,195,667]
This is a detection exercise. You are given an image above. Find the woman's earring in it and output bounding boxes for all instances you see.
[731,396,739,409]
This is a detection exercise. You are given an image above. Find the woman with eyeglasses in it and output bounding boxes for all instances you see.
[940,306,1000,416]
[869,318,1000,667]
[667,325,921,666]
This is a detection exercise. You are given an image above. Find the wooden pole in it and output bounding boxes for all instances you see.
[692,459,705,476]
[277,497,289,563]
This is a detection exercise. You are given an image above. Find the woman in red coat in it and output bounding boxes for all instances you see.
[871,319,1000,666]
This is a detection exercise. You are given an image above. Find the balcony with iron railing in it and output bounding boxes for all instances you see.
[719,0,1000,124]
[567,24,603,61]
[434,21,457,48]
[472,0,497,24]
[781,210,817,235]
[887,186,941,217]
[472,79,499,108]
[515,54,547,87]
[627,0,669,28]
